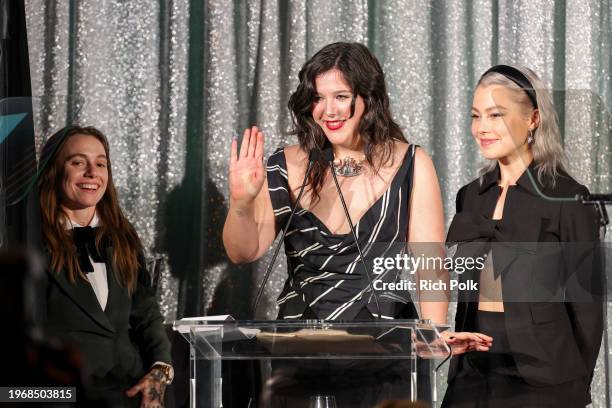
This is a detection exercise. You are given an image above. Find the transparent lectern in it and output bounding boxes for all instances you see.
[174,318,451,408]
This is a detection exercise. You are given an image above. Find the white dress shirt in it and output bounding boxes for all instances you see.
[65,213,108,311]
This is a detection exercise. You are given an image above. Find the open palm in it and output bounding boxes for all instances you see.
[229,126,265,202]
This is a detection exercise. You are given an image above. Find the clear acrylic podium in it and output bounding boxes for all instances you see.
[174,318,451,408]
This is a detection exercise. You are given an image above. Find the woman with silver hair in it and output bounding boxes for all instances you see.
[442,65,603,407]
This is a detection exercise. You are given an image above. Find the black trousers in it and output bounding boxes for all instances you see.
[442,311,587,408]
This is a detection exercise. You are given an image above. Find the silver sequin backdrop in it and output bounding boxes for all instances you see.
[24,0,611,405]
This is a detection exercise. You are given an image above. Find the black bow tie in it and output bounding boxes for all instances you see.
[72,226,106,273]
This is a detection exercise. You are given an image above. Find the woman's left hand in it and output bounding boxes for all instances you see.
[125,367,167,408]
[440,330,493,355]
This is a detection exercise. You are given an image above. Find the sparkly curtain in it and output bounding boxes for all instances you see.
[24,0,611,405]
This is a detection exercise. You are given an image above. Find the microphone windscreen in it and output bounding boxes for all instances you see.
[308,148,320,162]
[322,147,334,162]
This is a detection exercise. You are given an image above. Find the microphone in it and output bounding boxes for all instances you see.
[321,146,334,162]
[579,193,612,205]
[252,148,320,317]
[322,147,382,319]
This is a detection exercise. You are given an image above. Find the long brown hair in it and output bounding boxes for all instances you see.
[38,125,142,292]
[288,42,407,203]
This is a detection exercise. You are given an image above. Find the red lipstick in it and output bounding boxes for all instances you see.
[325,120,345,131]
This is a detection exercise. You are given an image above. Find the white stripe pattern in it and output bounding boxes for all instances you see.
[325,283,370,320]
[277,291,298,305]
[266,164,288,179]
[274,206,292,216]
[323,183,404,319]
[286,226,319,237]
[319,243,350,271]
[266,145,416,321]
[309,279,346,307]
[287,242,323,258]
[300,271,336,287]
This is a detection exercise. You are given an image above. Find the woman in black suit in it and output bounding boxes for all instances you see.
[442,65,603,407]
[39,125,173,407]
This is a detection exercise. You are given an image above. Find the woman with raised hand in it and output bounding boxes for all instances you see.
[223,42,490,406]
[442,65,603,407]
[224,41,452,323]
[39,125,173,408]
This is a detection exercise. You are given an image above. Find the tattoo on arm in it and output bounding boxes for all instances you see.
[148,386,162,402]
[146,369,167,406]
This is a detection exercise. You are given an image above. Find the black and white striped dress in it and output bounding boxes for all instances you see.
[266,145,419,321]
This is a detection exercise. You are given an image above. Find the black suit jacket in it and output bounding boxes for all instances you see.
[43,247,171,391]
[446,164,603,397]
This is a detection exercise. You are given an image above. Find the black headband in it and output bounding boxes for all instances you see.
[481,65,538,109]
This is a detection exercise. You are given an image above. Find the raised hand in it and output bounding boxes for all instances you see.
[229,126,265,204]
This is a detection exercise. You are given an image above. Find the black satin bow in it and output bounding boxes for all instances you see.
[448,212,520,279]
[447,212,510,243]
[72,226,106,273]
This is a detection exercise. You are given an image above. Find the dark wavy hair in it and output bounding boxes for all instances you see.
[288,42,406,203]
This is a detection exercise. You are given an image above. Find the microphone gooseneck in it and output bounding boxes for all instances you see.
[251,148,319,318]
[323,147,383,319]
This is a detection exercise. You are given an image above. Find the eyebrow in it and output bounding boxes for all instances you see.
[315,89,353,95]
[65,153,107,160]
[471,105,508,112]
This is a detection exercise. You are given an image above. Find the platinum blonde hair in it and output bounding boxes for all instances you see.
[477,65,568,187]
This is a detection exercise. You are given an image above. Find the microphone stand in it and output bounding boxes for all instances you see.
[322,148,382,319]
[579,194,611,235]
[251,149,320,318]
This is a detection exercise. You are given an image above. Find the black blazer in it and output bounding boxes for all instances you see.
[43,247,171,391]
[446,164,603,394]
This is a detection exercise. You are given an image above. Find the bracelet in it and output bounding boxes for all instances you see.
[152,364,174,385]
